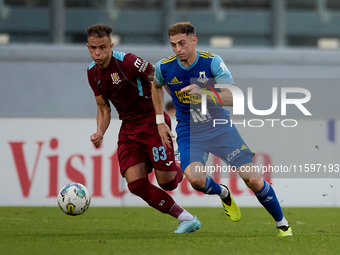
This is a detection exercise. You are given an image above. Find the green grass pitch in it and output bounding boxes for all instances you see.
[0,207,339,255]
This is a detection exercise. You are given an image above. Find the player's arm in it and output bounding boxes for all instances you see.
[90,95,111,148]
[152,80,174,149]
[164,85,171,96]
[210,55,234,106]
[147,65,155,81]
[215,88,233,106]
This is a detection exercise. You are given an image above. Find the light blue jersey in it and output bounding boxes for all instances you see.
[155,50,286,228]
[154,51,234,125]
[155,51,254,171]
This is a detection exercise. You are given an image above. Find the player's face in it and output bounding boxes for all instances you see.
[87,35,113,69]
[170,33,197,65]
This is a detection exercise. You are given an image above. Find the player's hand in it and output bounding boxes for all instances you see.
[90,132,103,148]
[181,84,205,95]
[157,123,174,150]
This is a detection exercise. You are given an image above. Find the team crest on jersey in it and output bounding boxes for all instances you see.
[110,73,121,84]
[197,71,209,84]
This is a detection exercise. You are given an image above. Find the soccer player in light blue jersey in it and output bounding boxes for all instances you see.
[152,22,292,237]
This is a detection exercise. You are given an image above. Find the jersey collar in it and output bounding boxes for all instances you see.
[176,50,200,71]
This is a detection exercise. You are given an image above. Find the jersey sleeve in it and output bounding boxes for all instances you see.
[154,60,166,86]
[123,53,153,80]
[211,55,235,84]
[87,64,101,97]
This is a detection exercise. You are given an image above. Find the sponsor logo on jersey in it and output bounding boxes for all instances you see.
[168,77,183,85]
[134,58,149,73]
[174,90,201,104]
[110,73,121,84]
[197,71,209,84]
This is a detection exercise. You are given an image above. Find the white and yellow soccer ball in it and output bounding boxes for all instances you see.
[57,182,91,216]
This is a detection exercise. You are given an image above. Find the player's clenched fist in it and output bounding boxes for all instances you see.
[90,132,103,148]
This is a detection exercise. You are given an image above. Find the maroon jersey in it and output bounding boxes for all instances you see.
[87,51,154,121]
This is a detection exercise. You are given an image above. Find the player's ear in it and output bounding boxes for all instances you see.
[193,36,198,45]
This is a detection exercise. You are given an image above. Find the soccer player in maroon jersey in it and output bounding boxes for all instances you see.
[86,24,201,233]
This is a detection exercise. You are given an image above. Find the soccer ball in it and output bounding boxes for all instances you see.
[57,182,91,216]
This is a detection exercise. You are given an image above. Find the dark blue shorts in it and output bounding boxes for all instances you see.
[177,120,255,171]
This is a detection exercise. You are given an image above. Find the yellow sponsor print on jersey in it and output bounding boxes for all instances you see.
[174,90,201,104]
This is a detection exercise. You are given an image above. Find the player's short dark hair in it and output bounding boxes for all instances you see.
[86,24,113,38]
[168,22,196,37]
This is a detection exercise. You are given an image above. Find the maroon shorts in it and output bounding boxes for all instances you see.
[118,113,177,176]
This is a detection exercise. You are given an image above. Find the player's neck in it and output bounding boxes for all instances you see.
[180,50,197,67]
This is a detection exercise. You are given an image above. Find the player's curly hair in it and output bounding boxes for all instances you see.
[86,23,113,38]
[168,22,196,37]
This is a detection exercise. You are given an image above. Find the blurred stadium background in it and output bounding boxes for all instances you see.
[1,0,340,208]
[1,0,340,118]
[2,0,340,47]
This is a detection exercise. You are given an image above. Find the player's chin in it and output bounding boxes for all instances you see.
[177,55,186,60]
